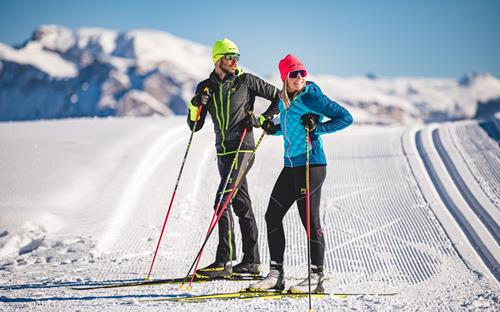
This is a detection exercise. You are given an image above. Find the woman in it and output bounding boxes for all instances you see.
[249,54,353,293]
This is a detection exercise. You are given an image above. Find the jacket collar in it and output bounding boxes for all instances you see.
[286,81,311,101]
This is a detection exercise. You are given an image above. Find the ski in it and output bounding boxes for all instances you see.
[139,290,328,303]
[139,290,397,303]
[69,274,263,290]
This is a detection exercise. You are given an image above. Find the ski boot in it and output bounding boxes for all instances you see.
[289,265,325,293]
[247,262,285,291]
[233,262,261,276]
[196,261,232,278]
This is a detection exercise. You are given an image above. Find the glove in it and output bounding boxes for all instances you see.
[241,112,259,131]
[261,118,279,134]
[300,113,318,132]
[194,88,211,107]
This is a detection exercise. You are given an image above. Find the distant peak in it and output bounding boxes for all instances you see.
[32,24,73,41]
[365,72,377,80]
[30,24,75,53]
[458,72,494,86]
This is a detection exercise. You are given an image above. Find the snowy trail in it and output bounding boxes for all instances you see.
[319,126,456,288]
[0,117,498,311]
[97,123,187,252]
[434,127,500,243]
[415,125,499,282]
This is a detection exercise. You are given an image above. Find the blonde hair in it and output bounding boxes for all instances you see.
[282,78,291,109]
[281,77,305,109]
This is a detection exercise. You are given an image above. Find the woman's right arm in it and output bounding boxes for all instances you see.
[303,85,353,135]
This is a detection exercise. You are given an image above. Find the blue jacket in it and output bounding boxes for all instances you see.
[274,81,353,167]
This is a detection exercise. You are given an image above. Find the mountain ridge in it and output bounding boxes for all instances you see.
[1,24,499,123]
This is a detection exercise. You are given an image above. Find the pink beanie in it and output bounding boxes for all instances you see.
[278,54,307,81]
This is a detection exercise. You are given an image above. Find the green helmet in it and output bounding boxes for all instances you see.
[212,38,239,64]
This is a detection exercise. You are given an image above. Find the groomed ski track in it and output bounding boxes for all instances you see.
[0,117,498,311]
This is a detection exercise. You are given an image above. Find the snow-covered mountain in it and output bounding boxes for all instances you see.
[0,25,212,121]
[266,71,500,125]
[1,25,500,124]
[313,72,500,124]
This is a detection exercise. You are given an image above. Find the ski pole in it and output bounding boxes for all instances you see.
[188,128,248,287]
[203,112,256,237]
[181,130,266,289]
[211,127,250,236]
[145,87,209,280]
[305,129,312,312]
[195,125,247,271]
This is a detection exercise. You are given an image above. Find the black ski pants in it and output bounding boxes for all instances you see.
[214,151,260,264]
[265,165,326,267]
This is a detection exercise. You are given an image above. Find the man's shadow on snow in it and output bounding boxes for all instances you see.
[0,293,188,303]
[0,278,144,291]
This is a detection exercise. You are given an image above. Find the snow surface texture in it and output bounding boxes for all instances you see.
[1,24,500,123]
[0,117,498,311]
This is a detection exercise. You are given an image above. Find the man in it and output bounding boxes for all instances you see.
[187,38,279,277]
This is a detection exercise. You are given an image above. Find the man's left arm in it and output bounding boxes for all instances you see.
[244,73,280,123]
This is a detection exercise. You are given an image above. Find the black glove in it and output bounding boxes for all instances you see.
[261,118,279,135]
[194,88,211,107]
[300,113,318,132]
[241,112,259,131]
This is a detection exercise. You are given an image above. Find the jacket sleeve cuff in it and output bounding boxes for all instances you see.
[188,101,200,121]
[314,124,325,135]
[273,124,283,136]
[258,115,266,126]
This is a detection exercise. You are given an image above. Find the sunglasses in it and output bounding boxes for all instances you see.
[288,70,307,78]
[223,53,240,61]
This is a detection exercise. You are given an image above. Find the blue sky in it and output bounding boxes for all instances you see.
[1,0,499,77]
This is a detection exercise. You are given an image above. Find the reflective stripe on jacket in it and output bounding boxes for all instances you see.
[188,68,279,155]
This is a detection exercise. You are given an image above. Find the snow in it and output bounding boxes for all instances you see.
[0,42,78,78]
[0,116,498,311]
[118,90,173,117]
[76,28,118,54]
[462,73,500,103]
[31,24,75,53]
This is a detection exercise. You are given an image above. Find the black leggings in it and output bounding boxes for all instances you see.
[265,165,326,267]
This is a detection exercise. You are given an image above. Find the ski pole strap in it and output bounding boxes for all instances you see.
[195,86,210,122]
[189,86,209,121]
